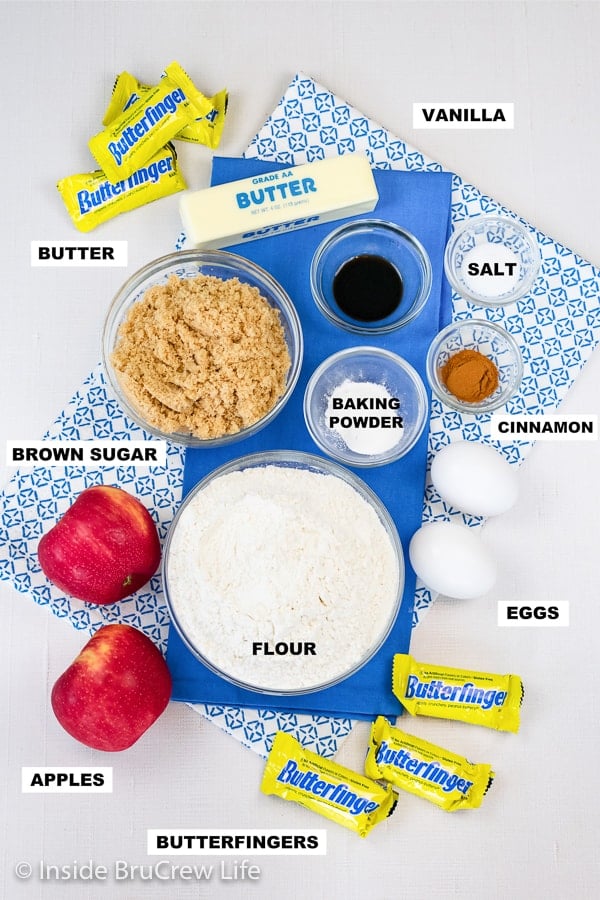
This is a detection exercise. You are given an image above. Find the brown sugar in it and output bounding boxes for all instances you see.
[111,274,291,439]
[440,348,499,403]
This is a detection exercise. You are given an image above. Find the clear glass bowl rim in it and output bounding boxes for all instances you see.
[425,317,524,413]
[443,214,541,308]
[101,249,304,447]
[310,218,433,334]
[303,346,429,466]
[162,449,405,695]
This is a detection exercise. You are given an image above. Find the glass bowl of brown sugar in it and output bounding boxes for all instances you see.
[102,250,303,446]
[425,318,523,414]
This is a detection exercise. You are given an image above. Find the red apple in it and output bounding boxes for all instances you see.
[51,624,172,751]
[38,485,161,605]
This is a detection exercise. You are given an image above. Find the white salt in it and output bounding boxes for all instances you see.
[461,242,521,298]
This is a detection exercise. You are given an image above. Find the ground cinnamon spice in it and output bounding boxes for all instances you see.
[440,348,499,403]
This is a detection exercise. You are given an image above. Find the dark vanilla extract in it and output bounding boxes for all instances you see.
[332,254,403,322]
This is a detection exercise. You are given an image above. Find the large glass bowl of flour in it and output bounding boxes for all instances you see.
[163,450,404,694]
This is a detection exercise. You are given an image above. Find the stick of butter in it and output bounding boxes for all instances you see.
[179,153,379,249]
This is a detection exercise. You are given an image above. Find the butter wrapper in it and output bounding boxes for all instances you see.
[392,654,524,733]
[261,731,397,838]
[365,716,494,811]
[179,152,379,250]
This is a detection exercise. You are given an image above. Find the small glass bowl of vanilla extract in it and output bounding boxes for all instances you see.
[310,219,432,335]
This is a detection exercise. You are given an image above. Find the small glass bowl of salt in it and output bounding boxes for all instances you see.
[444,214,541,308]
[304,346,429,467]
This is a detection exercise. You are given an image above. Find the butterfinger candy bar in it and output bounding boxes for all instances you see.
[392,654,524,733]
[57,145,186,232]
[102,69,140,125]
[174,87,227,148]
[365,716,494,811]
[261,731,397,838]
[89,61,213,182]
[103,69,228,149]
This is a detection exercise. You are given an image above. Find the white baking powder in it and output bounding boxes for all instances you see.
[326,379,403,456]
[166,465,400,692]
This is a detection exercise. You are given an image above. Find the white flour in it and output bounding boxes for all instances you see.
[166,465,400,692]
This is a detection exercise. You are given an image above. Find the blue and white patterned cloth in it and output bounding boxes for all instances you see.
[1,73,599,758]
[245,73,600,618]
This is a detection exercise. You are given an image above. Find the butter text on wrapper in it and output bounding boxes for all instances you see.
[179,153,379,250]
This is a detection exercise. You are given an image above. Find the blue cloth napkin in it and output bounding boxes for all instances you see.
[166,156,453,719]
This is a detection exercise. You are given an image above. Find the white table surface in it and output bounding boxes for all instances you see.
[2,2,600,898]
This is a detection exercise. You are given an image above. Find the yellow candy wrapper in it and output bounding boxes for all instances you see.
[57,144,186,232]
[392,654,524,733]
[175,87,227,148]
[365,716,494,812]
[102,70,140,125]
[261,731,398,838]
[89,61,213,182]
[103,69,227,150]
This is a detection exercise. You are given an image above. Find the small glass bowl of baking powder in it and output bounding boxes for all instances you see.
[310,219,433,334]
[304,347,429,466]
[163,450,404,695]
[444,214,541,308]
[426,318,523,414]
[102,249,303,447]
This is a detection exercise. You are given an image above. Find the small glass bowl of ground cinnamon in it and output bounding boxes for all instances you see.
[425,319,523,414]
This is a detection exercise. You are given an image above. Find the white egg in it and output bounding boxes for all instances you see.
[409,521,497,600]
[430,441,519,517]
